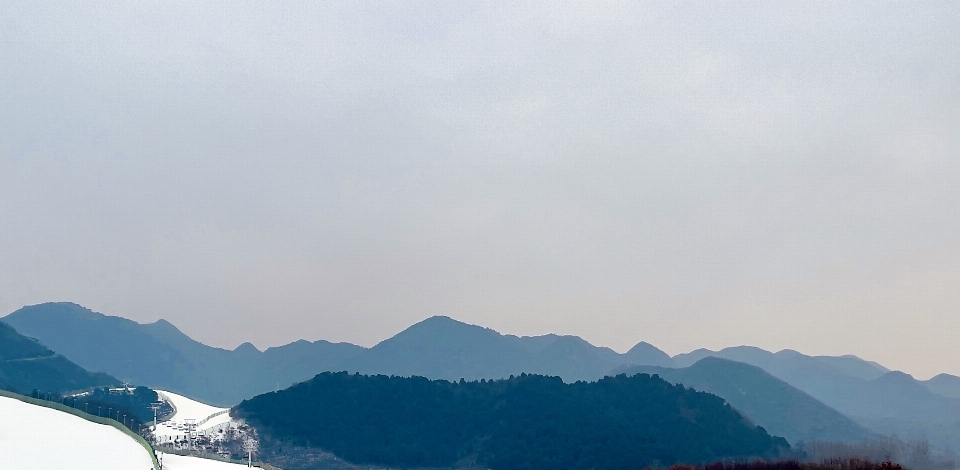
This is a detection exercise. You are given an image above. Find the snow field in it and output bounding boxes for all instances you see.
[158,452,253,469]
[0,395,156,470]
[154,390,233,442]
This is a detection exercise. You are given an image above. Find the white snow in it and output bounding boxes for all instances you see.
[154,390,233,442]
[0,395,156,470]
[158,452,252,470]
[156,390,229,424]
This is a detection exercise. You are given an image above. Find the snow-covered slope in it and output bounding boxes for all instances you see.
[159,452,252,469]
[0,395,156,470]
[155,390,232,442]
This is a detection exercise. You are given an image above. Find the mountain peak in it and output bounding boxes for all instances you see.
[148,318,183,333]
[929,373,960,381]
[624,341,675,367]
[876,370,915,382]
[775,349,802,358]
[234,342,261,354]
[414,315,476,329]
[389,315,501,345]
[923,373,960,398]
[4,302,105,322]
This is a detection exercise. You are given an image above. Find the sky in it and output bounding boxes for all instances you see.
[1,1,959,379]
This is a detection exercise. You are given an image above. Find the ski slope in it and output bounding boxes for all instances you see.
[159,452,252,469]
[0,395,156,470]
[154,390,233,442]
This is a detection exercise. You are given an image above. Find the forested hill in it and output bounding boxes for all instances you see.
[0,321,117,394]
[617,357,876,445]
[234,372,789,470]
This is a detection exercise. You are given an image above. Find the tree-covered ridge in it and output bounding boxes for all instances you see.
[619,357,876,445]
[234,372,789,470]
[0,320,53,360]
[0,321,118,394]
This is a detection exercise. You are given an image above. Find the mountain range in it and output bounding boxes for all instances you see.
[337,314,675,382]
[0,320,117,394]
[616,357,876,445]
[235,371,790,470]
[3,303,362,406]
[666,346,960,452]
[3,303,674,405]
[7,301,960,451]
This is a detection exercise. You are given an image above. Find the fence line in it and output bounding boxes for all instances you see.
[155,445,283,470]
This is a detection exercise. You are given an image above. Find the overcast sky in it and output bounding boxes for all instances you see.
[2,1,959,379]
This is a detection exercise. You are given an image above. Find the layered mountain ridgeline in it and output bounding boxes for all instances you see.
[670,347,960,452]
[922,373,960,399]
[337,315,676,381]
[234,372,789,470]
[0,321,118,394]
[11,302,960,451]
[3,303,364,406]
[4,303,676,405]
[616,357,876,445]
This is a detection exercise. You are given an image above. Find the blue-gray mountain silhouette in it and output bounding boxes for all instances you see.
[923,373,960,398]
[3,303,362,406]
[4,304,675,405]
[10,301,960,452]
[671,346,960,452]
[336,315,675,382]
[615,356,876,445]
[0,320,117,394]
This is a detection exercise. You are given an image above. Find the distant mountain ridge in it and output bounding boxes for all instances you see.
[3,303,363,406]
[0,320,118,394]
[3,303,677,405]
[338,315,676,382]
[9,301,960,452]
[923,373,960,399]
[616,357,876,445]
[671,346,960,452]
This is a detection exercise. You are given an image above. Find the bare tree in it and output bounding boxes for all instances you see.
[242,437,259,468]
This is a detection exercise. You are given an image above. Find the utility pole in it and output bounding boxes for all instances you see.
[149,403,160,445]
[243,438,258,468]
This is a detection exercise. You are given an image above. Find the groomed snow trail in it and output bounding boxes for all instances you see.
[154,390,232,442]
[0,395,156,470]
[158,452,253,469]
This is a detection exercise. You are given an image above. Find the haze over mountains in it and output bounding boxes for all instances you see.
[8,302,960,451]
[617,357,876,445]
[0,320,117,394]
[4,303,674,405]
[4,303,362,406]
[337,315,675,382]
[665,346,960,451]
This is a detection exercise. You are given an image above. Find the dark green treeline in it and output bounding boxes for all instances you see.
[235,372,789,470]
